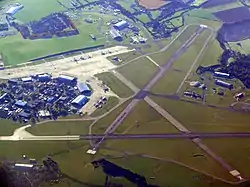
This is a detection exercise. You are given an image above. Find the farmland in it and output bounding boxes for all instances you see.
[213,6,250,23]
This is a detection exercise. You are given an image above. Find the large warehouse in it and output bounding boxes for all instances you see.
[77,82,92,96]
[71,95,89,109]
[110,29,123,41]
[114,20,129,31]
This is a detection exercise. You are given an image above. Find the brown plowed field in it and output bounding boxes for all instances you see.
[138,0,168,9]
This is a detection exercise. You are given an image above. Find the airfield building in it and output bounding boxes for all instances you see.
[110,29,123,41]
[21,77,33,83]
[77,83,92,96]
[14,163,34,172]
[114,20,129,31]
[71,95,89,109]
[214,72,230,79]
[6,3,24,16]
[215,79,233,90]
[58,74,77,85]
[37,74,51,82]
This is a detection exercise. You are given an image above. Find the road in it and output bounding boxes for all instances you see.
[92,26,205,150]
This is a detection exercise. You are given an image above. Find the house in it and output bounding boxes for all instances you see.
[6,3,24,16]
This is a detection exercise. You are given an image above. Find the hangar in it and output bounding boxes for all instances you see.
[71,95,89,109]
[114,20,129,31]
[6,3,24,16]
[58,74,77,85]
[110,29,123,41]
[77,83,92,96]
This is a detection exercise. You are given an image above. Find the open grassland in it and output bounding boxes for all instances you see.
[149,25,200,66]
[151,29,212,94]
[0,139,240,186]
[50,148,237,187]
[114,101,179,134]
[150,96,250,133]
[203,138,250,177]
[117,57,159,88]
[95,72,134,98]
[26,120,94,136]
[0,22,106,66]
[90,96,120,117]
[0,120,20,136]
[14,0,65,22]
[106,138,236,181]
[228,39,250,55]
[187,9,219,21]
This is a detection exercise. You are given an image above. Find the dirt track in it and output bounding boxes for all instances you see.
[138,0,168,9]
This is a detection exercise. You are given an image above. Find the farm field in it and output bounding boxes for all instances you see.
[26,120,94,136]
[151,29,212,94]
[117,57,159,88]
[202,0,242,13]
[95,72,134,98]
[149,96,250,133]
[213,6,250,23]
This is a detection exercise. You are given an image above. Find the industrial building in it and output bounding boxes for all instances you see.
[215,79,233,90]
[114,20,129,30]
[77,82,92,96]
[71,95,89,109]
[6,3,24,16]
[110,29,123,41]
[214,71,230,79]
[58,74,77,85]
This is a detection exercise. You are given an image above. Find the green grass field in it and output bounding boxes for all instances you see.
[115,101,179,134]
[150,96,250,133]
[0,120,21,136]
[26,120,94,136]
[117,57,159,88]
[203,138,250,177]
[95,72,134,98]
[91,96,120,117]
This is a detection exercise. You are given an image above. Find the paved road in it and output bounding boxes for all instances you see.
[92,26,205,150]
